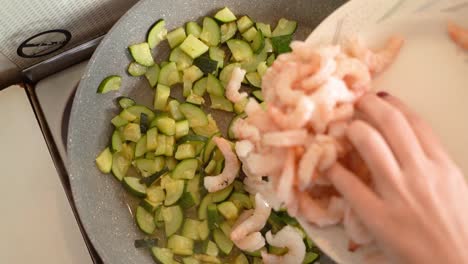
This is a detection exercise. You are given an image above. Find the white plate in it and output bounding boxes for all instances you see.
[302,1,468,263]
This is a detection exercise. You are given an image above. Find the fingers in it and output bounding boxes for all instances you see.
[378,93,449,161]
[347,120,402,197]
[356,93,426,167]
[326,163,382,220]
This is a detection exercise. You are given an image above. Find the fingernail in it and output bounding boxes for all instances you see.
[377,91,389,98]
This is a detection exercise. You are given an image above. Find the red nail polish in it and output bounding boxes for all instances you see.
[377,91,389,97]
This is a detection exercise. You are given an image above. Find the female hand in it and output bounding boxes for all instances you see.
[326,92,468,263]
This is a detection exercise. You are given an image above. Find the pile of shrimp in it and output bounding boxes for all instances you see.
[220,35,404,263]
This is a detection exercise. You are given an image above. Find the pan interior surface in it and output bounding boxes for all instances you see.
[68,0,345,263]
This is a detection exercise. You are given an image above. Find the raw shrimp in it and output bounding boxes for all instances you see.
[345,35,404,75]
[343,207,373,246]
[299,192,345,227]
[262,129,308,147]
[261,225,306,264]
[204,137,240,192]
[301,46,340,90]
[226,67,248,103]
[298,142,322,189]
[268,97,315,130]
[231,193,271,241]
[447,21,468,50]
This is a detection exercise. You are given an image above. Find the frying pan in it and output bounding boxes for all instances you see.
[68,0,346,263]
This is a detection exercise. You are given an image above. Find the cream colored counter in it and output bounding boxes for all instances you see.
[0,86,92,263]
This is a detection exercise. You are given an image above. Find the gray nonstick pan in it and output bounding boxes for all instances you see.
[68,0,345,263]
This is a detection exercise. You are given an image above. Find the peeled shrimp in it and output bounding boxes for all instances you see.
[243,177,284,211]
[334,56,371,91]
[346,35,404,75]
[268,97,315,130]
[231,193,271,241]
[204,137,240,192]
[231,210,266,251]
[261,225,306,264]
[447,21,468,50]
[276,149,296,207]
[226,67,248,103]
[232,118,261,142]
[301,46,340,90]
[298,143,322,189]
[273,64,304,105]
[343,207,373,245]
[235,140,254,162]
[244,151,285,177]
[262,129,308,147]
[299,192,345,227]
[317,140,338,172]
[330,103,354,123]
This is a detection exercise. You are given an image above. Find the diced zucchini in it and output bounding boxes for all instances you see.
[147,185,165,203]
[167,27,187,48]
[211,183,234,202]
[192,114,219,138]
[148,19,167,48]
[219,63,241,87]
[209,94,233,112]
[97,75,121,94]
[118,97,136,109]
[134,238,159,248]
[237,16,254,33]
[269,245,288,255]
[194,254,220,264]
[217,201,238,220]
[207,204,220,230]
[179,103,209,127]
[96,147,112,173]
[213,160,224,175]
[162,205,184,236]
[111,130,123,152]
[266,53,276,66]
[165,136,175,156]
[175,120,190,139]
[147,127,158,151]
[135,205,156,234]
[202,133,220,164]
[192,77,207,96]
[209,47,225,69]
[214,7,237,23]
[233,97,248,114]
[234,254,249,264]
[219,221,232,237]
[227,39,253,61]
[164,179,185,206]
[229,192,252,209]
[140,164,167,186]
[166,156,178,170]
[129,42,155,67]
[180,34,209,59]
[154,84,171,110]
[183,65,204,83]
[271,34,293,54]
[213,228,233,255]
[256,22,272,37]
[112,152,130,181]
[177,134,209,144]
[111,115,129,128]
[251,30,265,53]
[145,64,161,87]
[151,247,174,264]
[175,143,196,160]
[126,105,155,122]
[182,219,201,240]
[170,47,194,70]
[168,100,184,121]
[272,18,298,37]
[168,235,194,256]
[155,134,167,156]
[186,21,202,38]
[122,142,136,160]
[127,62,147,76]
[200,17,221,47]
[159,62,181,86]
[172,158,198,180]
[141,113,150,133]
[198,220,210,240]
[193,54,218,75]
[220,22,237,43]
[123,123,141,142]
[123,177,147,198]
[179,188,197,209]
[186,173,201,204]
[251,90,264,102]
[186,93,205,105]
[204,240,219,257]
[303,252,320,263]
[206,74,224,96]
[242,27,258,42]
[135,135,148,158]
[246,72,262,88]
[198,194,213,220]
[154,116,176,136]
[183,257,200,264]
[204,160,216,174]
[256,61,268,77]
[240,48,268,72]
